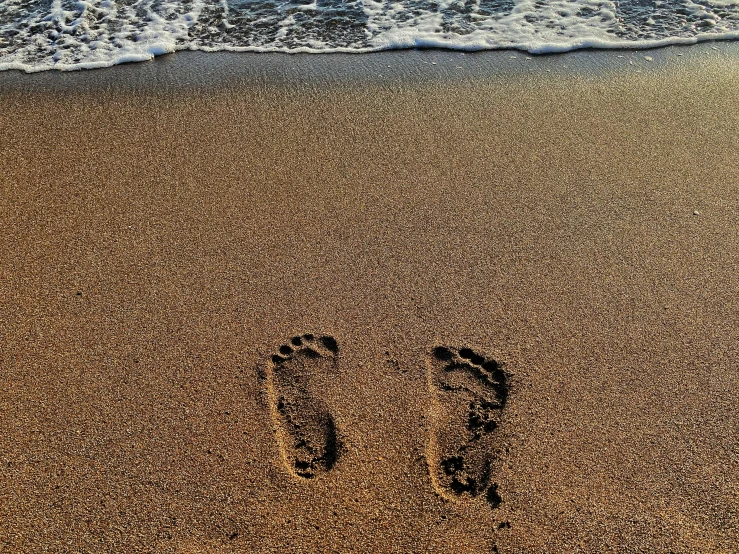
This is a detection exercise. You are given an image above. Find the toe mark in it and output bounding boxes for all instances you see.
[458,347,475,360]
[320,336,338,353]
[482,360,499,373]
[279,345,293,356]
[433,346,453,361]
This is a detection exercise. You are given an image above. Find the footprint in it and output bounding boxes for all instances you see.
[426,346,509,507]
[264,333,342,479]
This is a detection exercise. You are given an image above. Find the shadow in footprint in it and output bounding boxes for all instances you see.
[265,333,342,479]
[427,346,509,507]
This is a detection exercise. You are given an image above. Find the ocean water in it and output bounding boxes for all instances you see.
[1,0,738,71]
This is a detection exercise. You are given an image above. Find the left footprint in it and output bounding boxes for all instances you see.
[265,333,342,479]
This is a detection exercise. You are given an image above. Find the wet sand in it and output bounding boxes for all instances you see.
[1,46,738,552]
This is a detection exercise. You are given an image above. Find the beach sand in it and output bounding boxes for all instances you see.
[1,46,738,552]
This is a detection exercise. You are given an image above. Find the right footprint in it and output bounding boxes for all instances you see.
[265,333,342,480]
[427,346,510,507]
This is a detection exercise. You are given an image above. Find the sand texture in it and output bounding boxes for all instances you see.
[1,48,738,552]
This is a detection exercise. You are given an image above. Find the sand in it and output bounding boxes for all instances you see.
[1,45,738,553]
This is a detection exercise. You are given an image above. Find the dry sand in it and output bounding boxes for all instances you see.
[1,46,738,553]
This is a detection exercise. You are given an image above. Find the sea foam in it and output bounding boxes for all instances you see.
[1,0,739,72]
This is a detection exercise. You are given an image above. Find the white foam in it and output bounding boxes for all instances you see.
[1,0,739,72]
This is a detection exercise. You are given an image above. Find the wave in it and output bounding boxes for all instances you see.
[1,0,738,72]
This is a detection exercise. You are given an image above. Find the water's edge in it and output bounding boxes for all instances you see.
[1,41,737,95]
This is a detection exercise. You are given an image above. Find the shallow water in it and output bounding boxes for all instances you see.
[1,0,739,71]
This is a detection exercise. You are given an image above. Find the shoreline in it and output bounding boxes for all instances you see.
[1,42,738,552]
[1,41,738,94]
